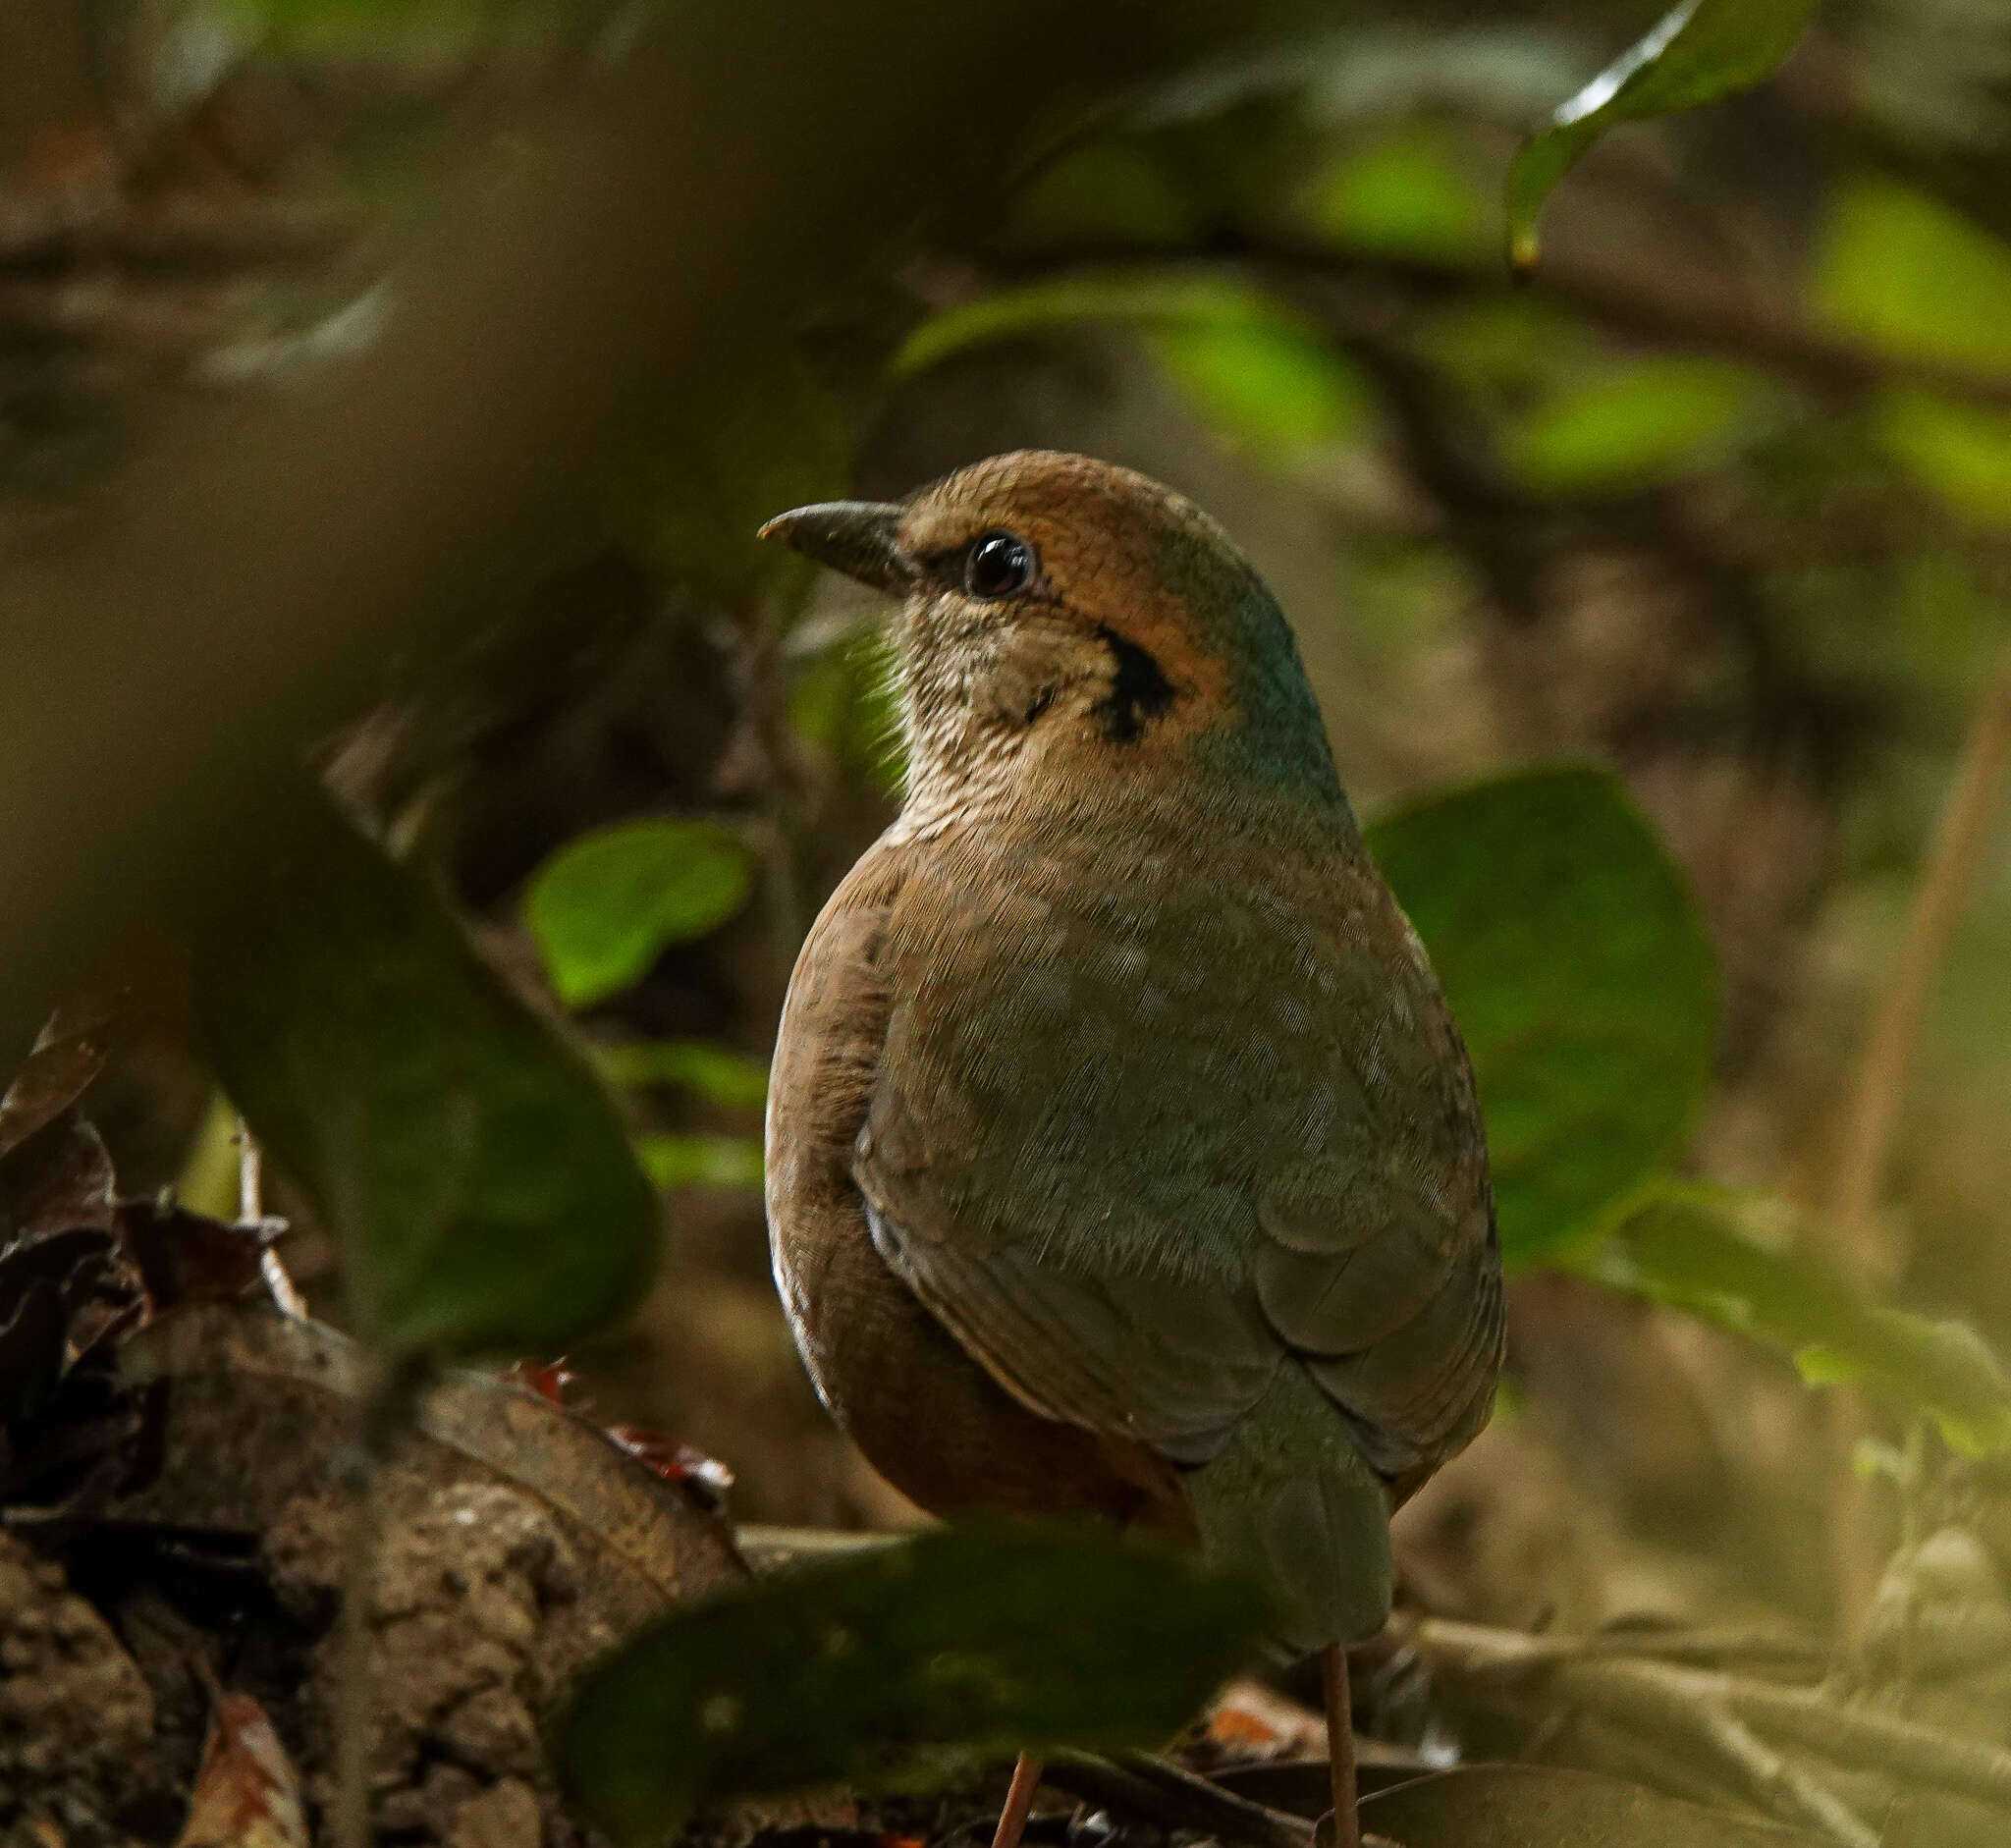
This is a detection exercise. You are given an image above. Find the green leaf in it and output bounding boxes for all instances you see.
[556,1524,1269,1844]
[525,819,755,1009]
[1305,130,1494,263]
[635,1134,765,1192]
[893,272,1291,379]
[1576,1184,2011,1454]
[592,1041,770,1111]
[1367,767,1716,1266]
[195,791,659,1359]
[1007,142,1199,247]
[1509,357,1772,493]
[1507,0,1822,270]
[892,271,1367,457]
[1815,180,2011,376]
[1148,320,1369,454]
[1876,391,2011,528]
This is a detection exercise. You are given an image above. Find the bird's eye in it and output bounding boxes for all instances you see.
[963,531,1036,600]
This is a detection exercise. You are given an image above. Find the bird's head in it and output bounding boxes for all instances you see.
[761,451,1343,822]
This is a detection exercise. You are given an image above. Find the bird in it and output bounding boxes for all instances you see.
[759,452,1503,1848]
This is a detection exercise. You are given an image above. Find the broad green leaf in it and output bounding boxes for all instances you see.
[1367,767,1716,1265]
[611,346,848,610]
[1815,180,2011,376]
[1876,391,2011,528]
[1813,186,2011,522]
[1008,142,1199,247]
[593,1041,769,1111]
[1509,357,1771,492]
[893,273,1292,379]
[1305,130,1494,262]
[195,791,658,1358]
[557,1524,1269,1844]
[635,1133,765,1192]
[1508,0,1822,270]
[525,819,754,1009]
[893,272,1367,457]
[1149,320,1369,453]
[1577,1184,2011,1454]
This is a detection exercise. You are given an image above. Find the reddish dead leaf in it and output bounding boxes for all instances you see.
[176,1692,307,1848]
[503,1357,580,1407]
[1203,1677,1328,1760]
[604,1424,734,1507]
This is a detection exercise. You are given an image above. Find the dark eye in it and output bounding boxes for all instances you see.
[964,530,1036,600]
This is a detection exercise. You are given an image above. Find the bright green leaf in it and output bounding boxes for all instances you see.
[1576,1184,2011,1454]
[1367,767,1716,1265]
[557,1524,1270,1844]
[1149,320,1369,454]
[893,272,1291,379]
[593,1041,770,1111]
[1509,357,1771,492]
[525,819,754,1009]
[1508,0,1822,270]
[635,1133,765,1192]
[195,790,659,1359]
[1815,180,2011,376]
[893,271,1367,458]
[1306,130,1494,262]
[1875,391,2011,527]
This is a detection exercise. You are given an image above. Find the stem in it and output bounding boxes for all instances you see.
[1825,654,2011,1627]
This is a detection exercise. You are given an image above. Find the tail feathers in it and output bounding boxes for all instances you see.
[1184,1361,1393,1654]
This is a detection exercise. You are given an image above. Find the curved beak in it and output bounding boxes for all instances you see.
[758,500,916,597]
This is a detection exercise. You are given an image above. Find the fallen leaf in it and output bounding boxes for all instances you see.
[175,1692,308,1848]
[604,1425,734,1508]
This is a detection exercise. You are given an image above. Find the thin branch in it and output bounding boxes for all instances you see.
[0,197,350,274]
[1830,653,2011,1288]
[0,279,232,353]
[1723,1677,2011,1813]
[993,233,2011,413]
[1416,1616,2011,1818]
[1563,1663,1876,1848]
[1824,652,2011,1628]
[1045,1750,1313,1848]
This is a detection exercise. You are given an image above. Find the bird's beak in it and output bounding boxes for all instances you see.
[758,501,917,597]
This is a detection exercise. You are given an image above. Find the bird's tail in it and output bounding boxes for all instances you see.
[1183,1359,1393,1655]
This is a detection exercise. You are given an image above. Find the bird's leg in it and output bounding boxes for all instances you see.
[991,1753,1044,1848]
[1321,1644,1361,1848]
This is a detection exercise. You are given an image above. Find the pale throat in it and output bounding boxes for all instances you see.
[892,634,1110,834]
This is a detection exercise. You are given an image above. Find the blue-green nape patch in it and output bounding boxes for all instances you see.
[1146,517,1343,799]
